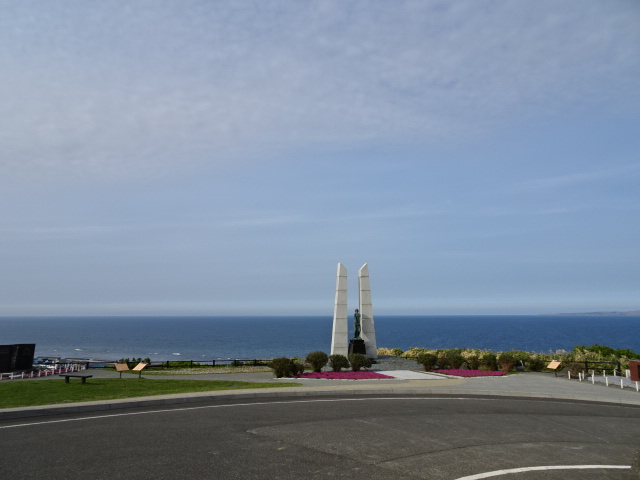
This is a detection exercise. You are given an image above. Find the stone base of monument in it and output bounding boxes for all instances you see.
[348,338,366,356]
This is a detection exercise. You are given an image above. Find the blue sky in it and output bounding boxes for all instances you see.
[1,1,639,316]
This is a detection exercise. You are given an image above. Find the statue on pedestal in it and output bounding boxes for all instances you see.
[349,308,366,355]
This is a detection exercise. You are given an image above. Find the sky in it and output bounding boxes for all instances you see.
[1,1,639,317]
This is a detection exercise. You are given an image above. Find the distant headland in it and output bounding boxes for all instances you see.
[547,310,640,316]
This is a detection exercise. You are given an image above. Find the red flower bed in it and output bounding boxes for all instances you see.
[295,371,394,380]
[431,369,506,377]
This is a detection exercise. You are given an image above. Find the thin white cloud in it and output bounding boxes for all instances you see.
[224,214,305,228]
[515,164,640,191]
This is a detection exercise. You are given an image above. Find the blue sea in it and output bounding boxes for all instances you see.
[1,315,639,362]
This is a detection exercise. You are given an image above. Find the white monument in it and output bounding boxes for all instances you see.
[330,263,377,359]
[330,263,349,357]
[358,263,377,358]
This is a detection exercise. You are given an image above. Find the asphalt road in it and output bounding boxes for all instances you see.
[2,395,639,480]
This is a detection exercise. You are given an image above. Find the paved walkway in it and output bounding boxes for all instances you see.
[2,367,640,420]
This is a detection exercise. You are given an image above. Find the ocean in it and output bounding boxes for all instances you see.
[1,315,639,362]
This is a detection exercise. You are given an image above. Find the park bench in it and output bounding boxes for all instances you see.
[60,373,93,384]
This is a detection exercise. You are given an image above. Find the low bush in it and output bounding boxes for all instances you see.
[445,350,465,369]
[328,354,350,372]
[497,352,516,372]
[480,351,498,371]
[567,362,584,376]
[348,354,371,372]
[466,355,480,370]
[401,347,431,358]
[436,349,465,369]
[416,352,438,371]
[306,351,329,373]
[527,357,546,372]
[270,357,299,378]
[377,347,395,356]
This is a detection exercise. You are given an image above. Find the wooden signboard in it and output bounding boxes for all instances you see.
[132,362,148,378]
[114,363,129,378]
[547,360,562,370]
[630,360,640,382]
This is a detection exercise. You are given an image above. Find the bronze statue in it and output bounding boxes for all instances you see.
[353,308,361,339]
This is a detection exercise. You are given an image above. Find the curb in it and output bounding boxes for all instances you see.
[3,380,640,420]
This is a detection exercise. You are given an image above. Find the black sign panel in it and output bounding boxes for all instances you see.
[0,344,36,371]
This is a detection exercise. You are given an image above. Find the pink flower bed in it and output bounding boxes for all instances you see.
[296,371,394,380]
[431,369,506,377]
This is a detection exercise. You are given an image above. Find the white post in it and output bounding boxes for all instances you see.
[636,381,639,392]
[591,372,595,384]
[621,379,624,389]
[606,376,609,386]
[568,371,571,379]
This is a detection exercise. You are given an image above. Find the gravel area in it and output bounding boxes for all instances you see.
[371,355,421,371]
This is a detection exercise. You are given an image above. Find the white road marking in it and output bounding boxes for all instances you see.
[455,464,631,479]
[1,397,488,429]
[0,395,631,430]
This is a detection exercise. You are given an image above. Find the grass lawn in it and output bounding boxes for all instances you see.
[0,378,300,409]
[119,366,273,375]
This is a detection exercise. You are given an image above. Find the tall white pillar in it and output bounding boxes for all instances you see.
[330,263,348,356]
[359,263,377,359]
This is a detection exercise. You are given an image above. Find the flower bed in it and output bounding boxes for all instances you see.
[431,369,506,377]
[295,371,394,380]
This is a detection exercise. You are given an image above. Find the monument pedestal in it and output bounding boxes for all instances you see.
[348,338,366,356]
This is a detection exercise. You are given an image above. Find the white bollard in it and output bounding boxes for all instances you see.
[606,376,609,386]
[591,372,595,384]
[568,371,571,379]
[636,382,639,392]
[621,379,624,389]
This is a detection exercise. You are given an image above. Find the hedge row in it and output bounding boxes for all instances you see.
[378,344,640,373]
[270,351,372,378]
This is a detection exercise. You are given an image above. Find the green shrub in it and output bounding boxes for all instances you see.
[401,347,431,358]
[291,359,305,376]
[466,355,480,370]
[497,352,516,372]
[391,348,404,357]
[445,350,465,369]
[306,351,329,373]
[527,357,546,372]
[436,349,465,369]
[567,362,584,376]
[480,351,498,371]
[416,352,438,371]
[348,354,371,372]
[270,357,297,378]
[329,354,350,372]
